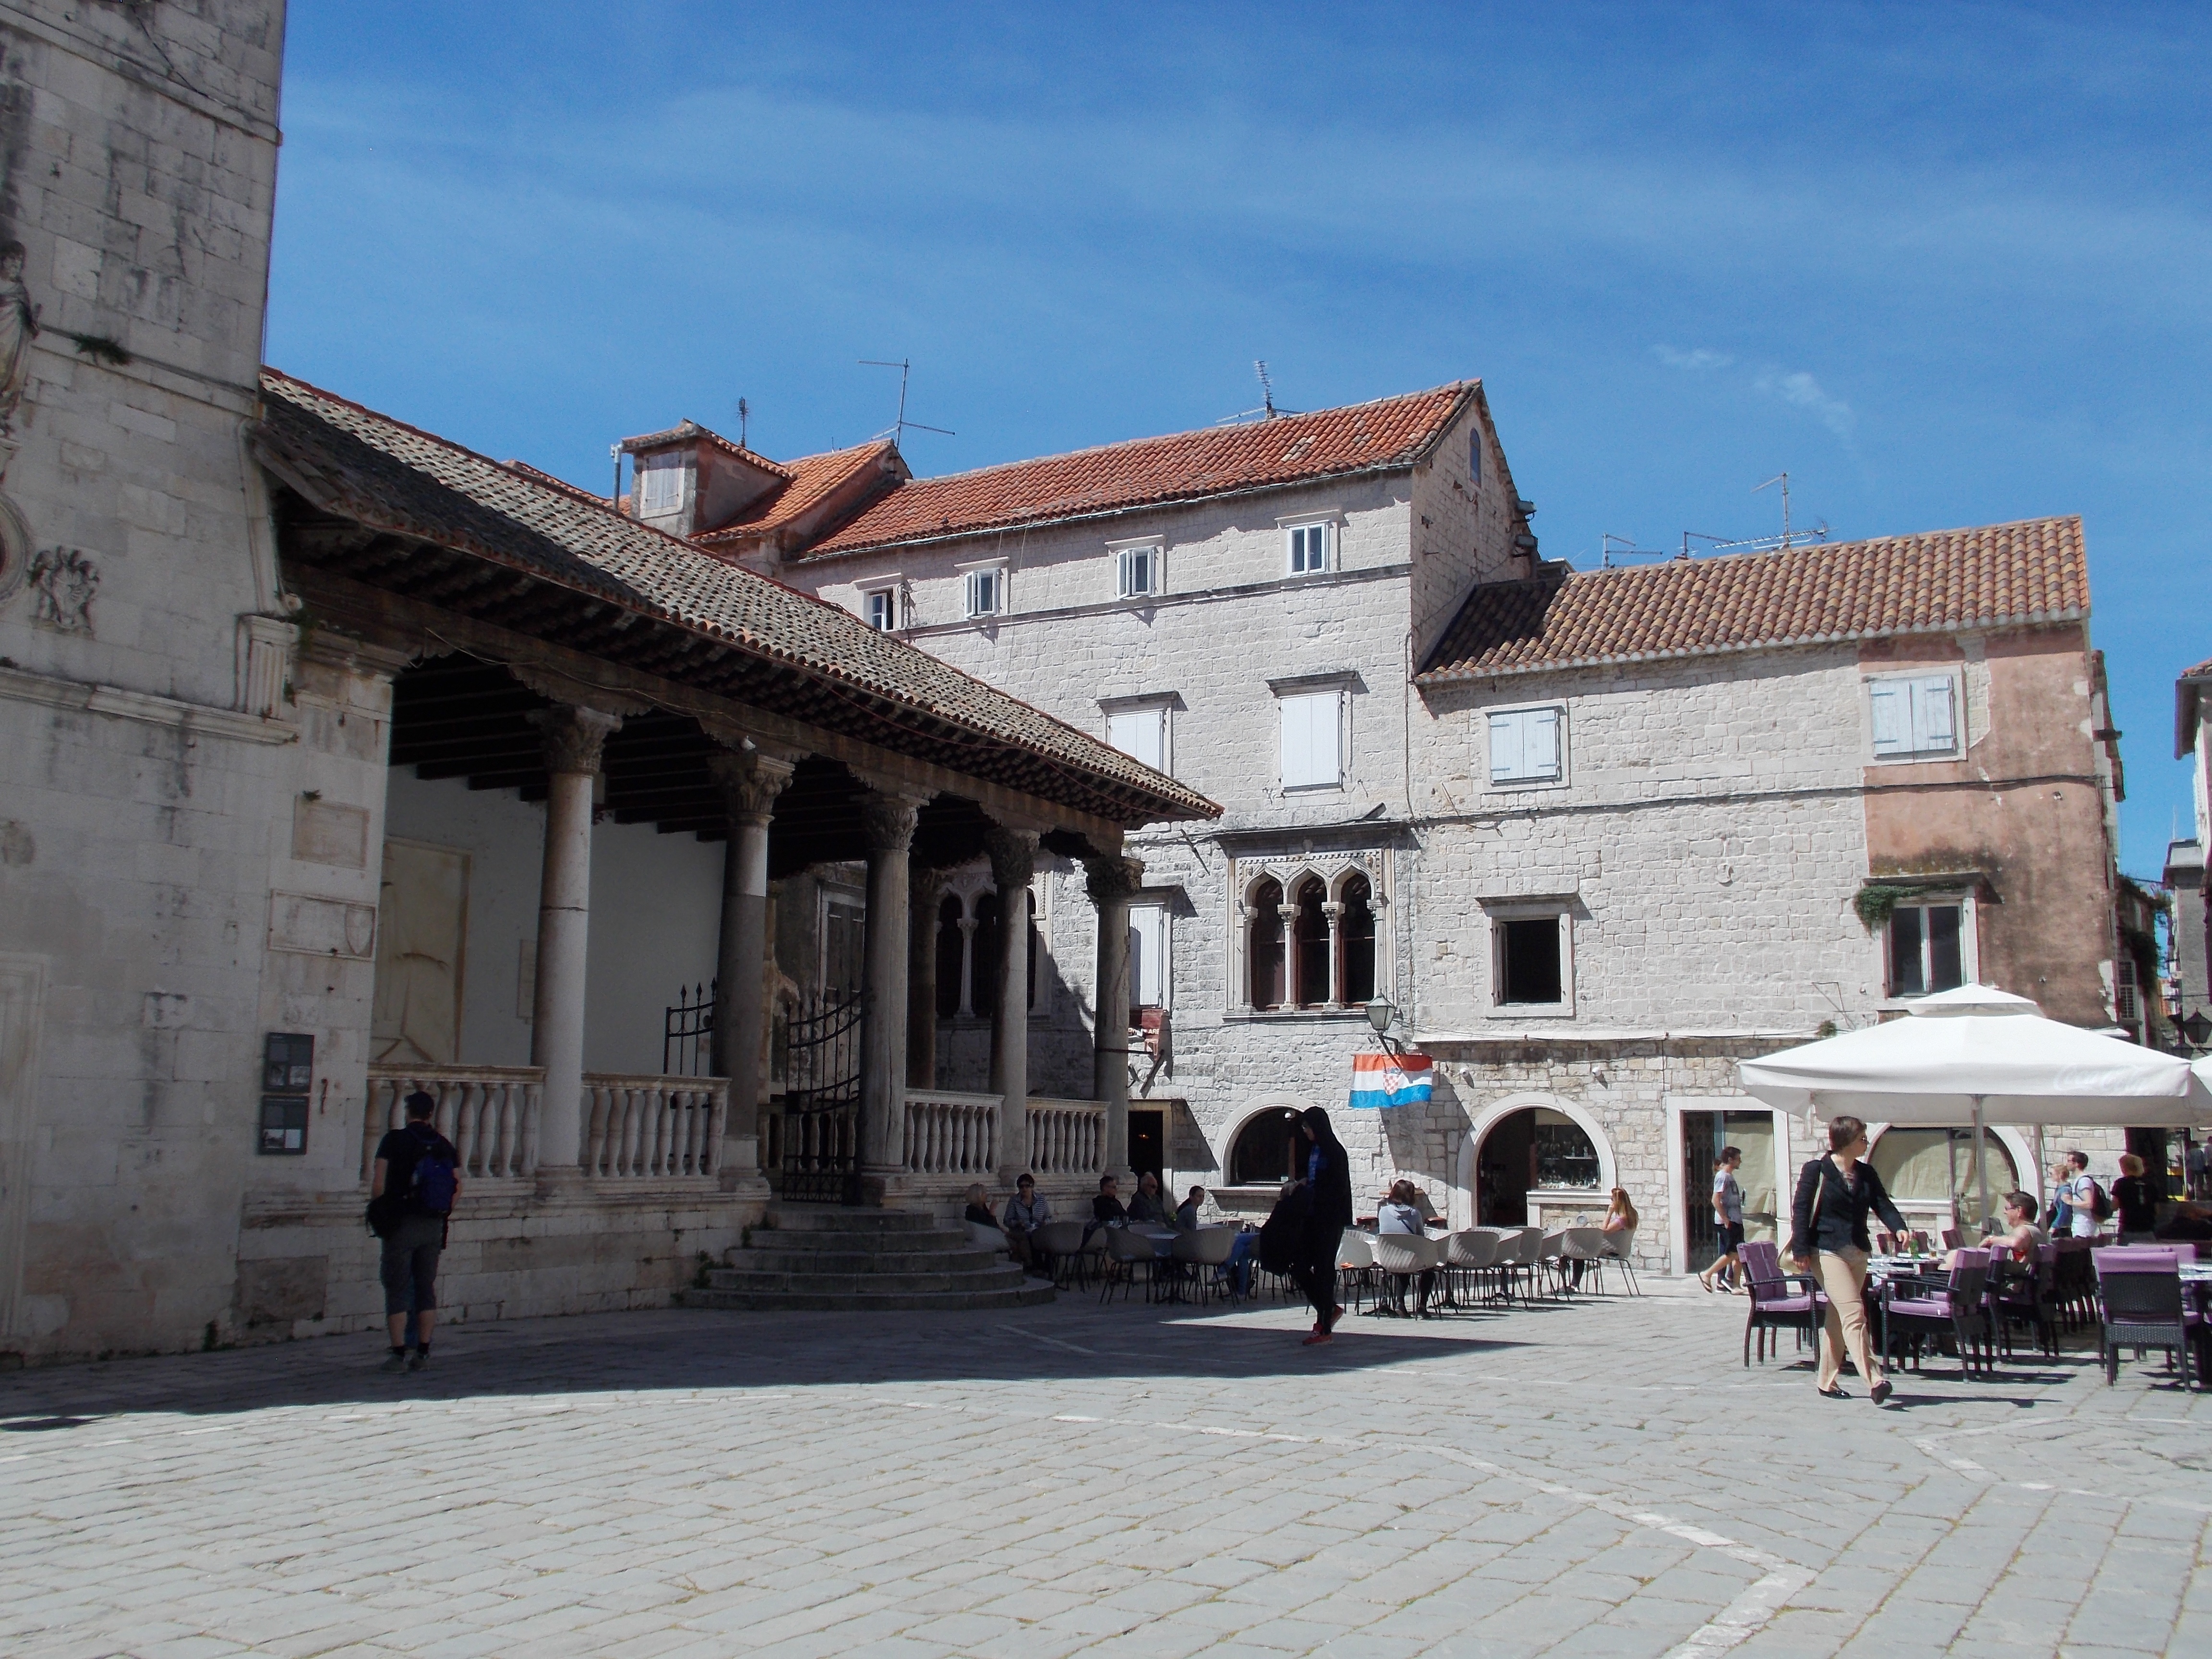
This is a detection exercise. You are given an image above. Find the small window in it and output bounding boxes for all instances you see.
[1278,690,1342,790]
[1888,902,1965,998]
[1497,915,1564,1006]
[964,566,1004,618]
[1107,706,1166,772]
[1129,902,1166,1008]
[1489,706,1563,785]
[1116,544,1159,598]
[863,589,894,631]
[1229,1106,1305,1184]
[1469,431,1483,490]
[638,451,683,515]
[1286,521,1332,575]
[1869,674,1958,758]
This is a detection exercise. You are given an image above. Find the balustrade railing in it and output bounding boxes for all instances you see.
[364,1063,542,1182]
[1026,1097,1106,1177]
[583,1074,728,1179]
[902,1089,999,1177]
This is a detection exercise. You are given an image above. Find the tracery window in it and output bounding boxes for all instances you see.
[1248,878,1286,1010]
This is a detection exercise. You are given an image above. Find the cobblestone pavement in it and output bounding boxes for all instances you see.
[2,1274,2207,1659]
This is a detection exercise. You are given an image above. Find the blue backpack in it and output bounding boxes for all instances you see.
[404,1125,458,1216]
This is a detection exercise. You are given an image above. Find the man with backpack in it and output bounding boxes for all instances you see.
[370,1090,460,1372]
[2056,1149,2103,1239]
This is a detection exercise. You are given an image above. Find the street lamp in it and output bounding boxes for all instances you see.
[1365,996,1395,1035]
[2182,1009,2212,1051]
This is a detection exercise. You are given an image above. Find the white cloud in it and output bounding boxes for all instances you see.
[1653,344,1733,371]
[1756,369,1856,440]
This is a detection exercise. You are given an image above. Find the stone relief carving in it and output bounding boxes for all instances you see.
[0,238,40,443]
[28,547,96,634]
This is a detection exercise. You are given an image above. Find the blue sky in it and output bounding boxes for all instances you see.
[268,2,2212,877]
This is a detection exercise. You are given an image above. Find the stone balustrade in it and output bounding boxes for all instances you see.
[902,1089,999,1176]
[364,1063,543,1182]
[583,1074,729,1179]
[1026,1098,1105,1177]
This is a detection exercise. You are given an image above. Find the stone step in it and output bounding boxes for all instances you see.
[704,1265,1035,1296]
[729,1247,1001,1275]
[762,1206,940,1233]
[678,1282,1056,1312]
[740,1230,979,1257]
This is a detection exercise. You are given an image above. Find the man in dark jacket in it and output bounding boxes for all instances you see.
[1293,1107,1356,1346]
[371,1091,460,1373]
[1787,1115,1907,1405]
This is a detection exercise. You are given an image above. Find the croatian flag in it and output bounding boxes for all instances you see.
[1348,1050,1433,1110]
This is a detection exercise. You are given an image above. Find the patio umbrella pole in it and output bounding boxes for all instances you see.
[1972,1096,1989,1235]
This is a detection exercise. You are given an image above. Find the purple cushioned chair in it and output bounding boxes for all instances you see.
[1739,1239,1826,1366]
[2093,1248,2200,1391]
[1881,1259,1993,1379]
[1985,1241,2059,1359]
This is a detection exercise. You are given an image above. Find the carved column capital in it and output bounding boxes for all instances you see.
[855,785,926,854]
[527,705,623,776]
[983,823,1041,891]
[1082,853,1144,908]
[706,747,798,826]
[909,859,947,903]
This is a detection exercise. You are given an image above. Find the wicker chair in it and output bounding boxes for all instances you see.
[1739,1240,1826,1366]
[1881,1260,1993,1378]
[2094,1247,2200,1391]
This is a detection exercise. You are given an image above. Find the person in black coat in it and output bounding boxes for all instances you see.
[1293,1106,1356,1345]
[1787,1114,1909,1406]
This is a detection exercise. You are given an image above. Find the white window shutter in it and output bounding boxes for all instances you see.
[1108,709,1163,771]
[1282,693,1336,787]
[1869,681,1910,755]
[1527,708,1560,781]
[1489,710,1522,782]
[1281,697,1311,784]
[1913,677,1956,753]
[1130,904,1166,1006]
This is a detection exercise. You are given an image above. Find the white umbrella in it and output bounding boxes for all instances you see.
[1740,984,2205,1223]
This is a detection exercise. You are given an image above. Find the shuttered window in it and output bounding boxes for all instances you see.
[964,567,1004,617]
[638,452,683,515]
[1107,707,1166,772]
[1129,903,1167,1008]
[1489,706,1563,784]
[1116,545,1159,598]
[863,590,894,631]
[1868,675,1958,757]
[1279,691,1341,789]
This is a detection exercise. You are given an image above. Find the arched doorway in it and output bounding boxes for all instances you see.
[1469,1103,1607,1226]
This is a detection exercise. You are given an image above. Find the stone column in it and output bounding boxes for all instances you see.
[1086,853,1143,1180]
[1277,906,1297,1010]
[1234,902,1255,1013]
[955,915,978,1016]
[1322,900,1345,1010]
[908,861,945,1088]
[526,703,623,1182]
[986,824,1041,1181]
[856,782,930,1194]
[707,745,796,1180]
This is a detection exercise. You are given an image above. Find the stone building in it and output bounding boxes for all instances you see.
[0,0,1215,1362]
[673,376,2138,1271]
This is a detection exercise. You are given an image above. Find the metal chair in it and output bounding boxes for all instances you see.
[1881,1260,1993,1378]
[1368,1232,1443,1318]
[1170,1226,1241,1304]
[1030,1220,1090,1290]
[1739,1239,1826,1365]
[1100,1226,1167,1305]
[2094,1247,2200,1391]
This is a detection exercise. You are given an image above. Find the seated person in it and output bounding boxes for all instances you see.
[1086,1174,1129,1240]
[1002,1173,1051,1271]
[1998,1191,2051,1262]
[1373,1179,1438,1315]
[1176,1184,1207,1231]
[2154,1201,2212,1243]
[1127,1171,1175,1226]
[963,1183,1001,1231]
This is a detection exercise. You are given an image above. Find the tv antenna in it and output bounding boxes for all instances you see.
[859,358,954,445]
[1215,359,1304,425]
[736,397,751,450]
[1754,473,1799,550]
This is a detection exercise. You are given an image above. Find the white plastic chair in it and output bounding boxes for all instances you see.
[1370,1232,1443,1317]
[965,1220,1008,1254]
[1443,1228,1501,1306]
[1599,1226,1641,1296]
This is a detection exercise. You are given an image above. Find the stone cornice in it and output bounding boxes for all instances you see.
[0,661,298,745]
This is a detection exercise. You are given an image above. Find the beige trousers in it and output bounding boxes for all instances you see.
[1815,1247,1884,1392]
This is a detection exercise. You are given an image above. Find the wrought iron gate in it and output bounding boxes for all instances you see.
[773,987,865,1204]
[663,980,715,1078]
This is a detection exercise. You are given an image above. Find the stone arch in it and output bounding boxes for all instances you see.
[1865,1121,2038,1225]
[1450,1091,1618,1229]
[1221,1094,1322,1187]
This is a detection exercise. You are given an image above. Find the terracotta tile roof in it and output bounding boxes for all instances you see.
[502,458,615,506]
[618,419,793,480]
[253,369,1218,828]
[801,382,1483,559]
[1419,517,2089,684]
[697,439,899,541]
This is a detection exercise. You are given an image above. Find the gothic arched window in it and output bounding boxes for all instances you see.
[1248,878,1285,1010]
[1338,872,1376,1007]
[1292,876,1329,1008]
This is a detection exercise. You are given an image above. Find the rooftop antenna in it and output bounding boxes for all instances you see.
[1256,360,1277,419]
[859,358,955,445]
[736,397,751,450]
[1753,473,1793,550]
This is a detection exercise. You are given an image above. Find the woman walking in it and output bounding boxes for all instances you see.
[1293,1106,1356,1346]
[1788,1115,1909,1406]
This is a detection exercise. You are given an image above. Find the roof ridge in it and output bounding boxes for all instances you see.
[894,379,1480,488]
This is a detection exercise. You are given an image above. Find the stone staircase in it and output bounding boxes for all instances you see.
[679,1205,1055,1312]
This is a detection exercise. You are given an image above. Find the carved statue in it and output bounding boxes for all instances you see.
[28,547,96,634]
[0,240,40,439]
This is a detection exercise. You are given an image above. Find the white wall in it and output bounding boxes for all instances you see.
[382,771,722,1077]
